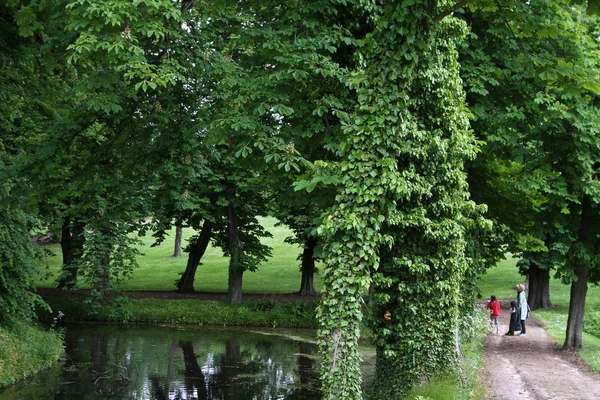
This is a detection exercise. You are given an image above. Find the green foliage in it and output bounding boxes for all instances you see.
[0,208,47,322]
[584,310,600,337]
[0,319,64,388]
[460,0,600,349]
[403,308,488,400]
[302,0,483,398]
[41,297,317,328]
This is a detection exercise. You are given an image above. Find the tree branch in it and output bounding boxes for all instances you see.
[433,0,472,23]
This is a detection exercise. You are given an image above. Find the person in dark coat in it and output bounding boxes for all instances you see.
[505,300,520,336]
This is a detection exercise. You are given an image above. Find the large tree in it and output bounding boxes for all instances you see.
[460,0,600,347]
[302,0,479,398]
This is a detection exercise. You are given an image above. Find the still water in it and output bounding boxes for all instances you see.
[0,324,321,400]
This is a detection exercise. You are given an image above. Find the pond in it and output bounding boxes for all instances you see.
[0,324,322,400]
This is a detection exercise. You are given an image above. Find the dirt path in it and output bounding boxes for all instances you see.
[482,304,600,400]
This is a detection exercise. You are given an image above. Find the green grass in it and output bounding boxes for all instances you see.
[40,296,317,328]
[476,255,523,300]
[0,320,64,388]
[36,217,323,294]
[478,255,600,372]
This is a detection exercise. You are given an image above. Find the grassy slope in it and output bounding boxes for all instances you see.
[477,256,600,371]
[36,217,323,294]
[0,321,63,389]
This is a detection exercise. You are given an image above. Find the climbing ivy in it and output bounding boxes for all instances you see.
[314,1,478,398]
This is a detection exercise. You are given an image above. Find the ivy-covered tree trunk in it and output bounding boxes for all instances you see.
[317,2,474,399]
[298,236,318,296]
[528,261,552,310]
[368,13,473,398]
[227,203,244,305]
[57,217,85,289]
[173,224,183,258]
[177,220,213,293]
[565,195,593,349]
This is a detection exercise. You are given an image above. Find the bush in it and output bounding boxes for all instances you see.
[584,310,600,337]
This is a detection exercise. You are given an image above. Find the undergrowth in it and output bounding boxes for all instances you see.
[0,319,64,388]
[40,296,317,328]
[402,308,488,400]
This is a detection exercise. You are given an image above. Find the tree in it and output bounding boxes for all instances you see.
[297,0,479,397]
[459,0,600,348]
[0,0,68,320]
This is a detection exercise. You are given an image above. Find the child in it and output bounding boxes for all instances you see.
[487,295,500,334]
[505,300,520,336]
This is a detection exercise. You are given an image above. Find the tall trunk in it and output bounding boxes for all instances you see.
[527,261,552,310]
[94,226,111,295]
[564,195,593,349]
[173,224,183,258]
[227,203,244,304]
[564,261,589,349]
[57,217,85,289]
[177,220,213,292]
[298,236,318,296]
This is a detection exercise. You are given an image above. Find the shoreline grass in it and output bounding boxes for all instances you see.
[40,296,317,329]
[0,320,64,389]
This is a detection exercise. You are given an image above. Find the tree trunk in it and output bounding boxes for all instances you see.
[227,203,244,305]
[564,195,593,349]
[173,224,183,257]
[229,267,244,305]
[564,261,589,349]
[177,220,213,292]
[298,236,318,296]
[57,217,85,289]
[94,226,111,295]
[527,261,552,310]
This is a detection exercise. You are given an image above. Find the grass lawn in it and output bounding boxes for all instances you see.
[35,217,323,294]
[478,255,600,371]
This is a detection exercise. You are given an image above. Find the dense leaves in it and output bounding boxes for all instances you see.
[460,0,600,349]
[5,0,600,397]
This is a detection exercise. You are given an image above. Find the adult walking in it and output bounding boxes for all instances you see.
[517,284,528,336]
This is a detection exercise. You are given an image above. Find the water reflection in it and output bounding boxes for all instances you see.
[0,324,321,400]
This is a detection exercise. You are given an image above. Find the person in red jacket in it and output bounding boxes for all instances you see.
[487,295,501,334]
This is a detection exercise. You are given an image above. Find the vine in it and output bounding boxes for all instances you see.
[316,1,477,398]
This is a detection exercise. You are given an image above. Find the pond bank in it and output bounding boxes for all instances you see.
[38,290,318,328]
[0,320,63,389]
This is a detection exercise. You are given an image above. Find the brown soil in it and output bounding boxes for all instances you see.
[481,303,600,400]
[35,287,319,303]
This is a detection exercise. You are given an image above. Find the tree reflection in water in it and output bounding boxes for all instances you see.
[0,325,321,400]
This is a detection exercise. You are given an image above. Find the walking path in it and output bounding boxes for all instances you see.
[482,306,600,400]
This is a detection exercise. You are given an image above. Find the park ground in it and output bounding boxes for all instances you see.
[481,302,600,400]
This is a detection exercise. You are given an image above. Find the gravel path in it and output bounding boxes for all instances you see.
[482,305,600,400]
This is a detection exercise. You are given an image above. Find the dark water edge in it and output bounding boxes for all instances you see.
[0,324,322,400]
